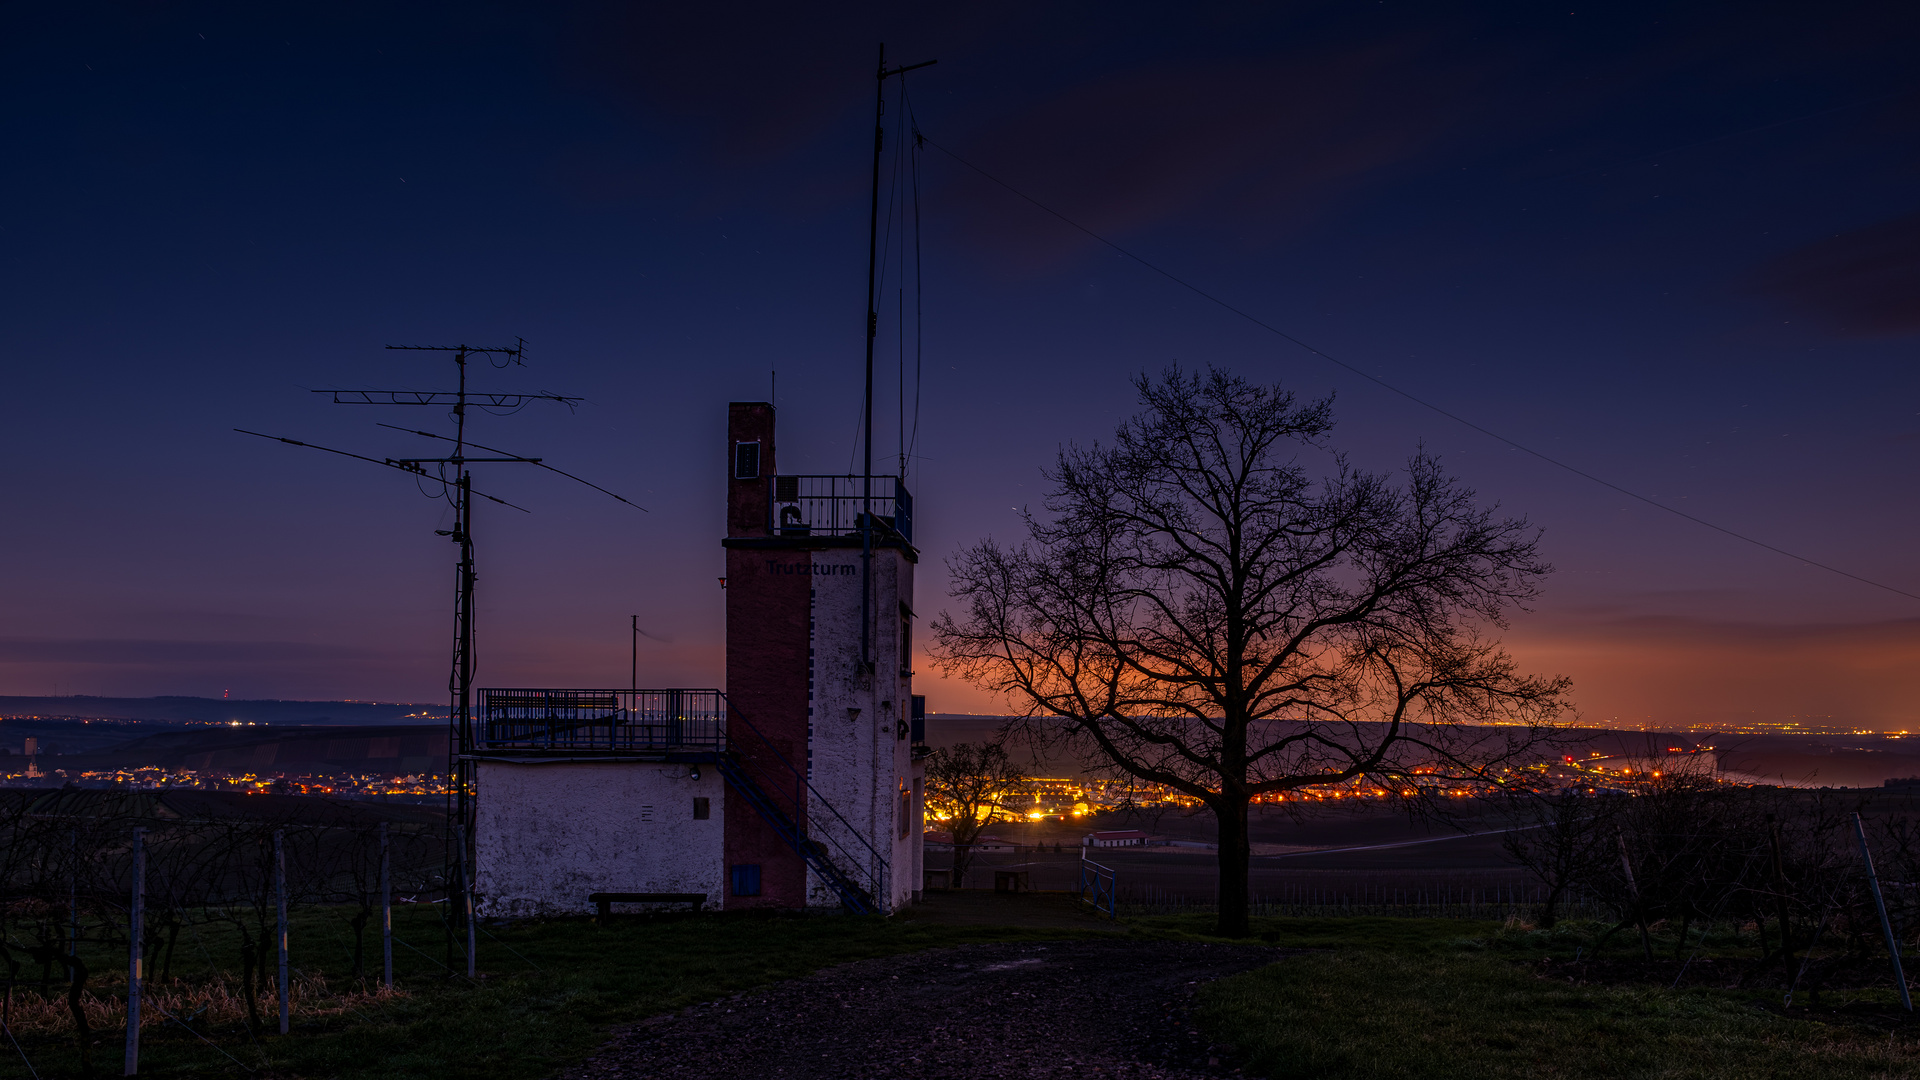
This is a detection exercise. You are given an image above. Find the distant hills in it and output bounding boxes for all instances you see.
[0,695,440,726]
[926,714,1920,790]
[54,723,450,776]
[0,696,445,763]
[2,701,1911,789]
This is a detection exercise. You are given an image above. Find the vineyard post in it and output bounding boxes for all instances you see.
[275,830,289,1034]
[380,822,393,991]
[123,827,144,1076]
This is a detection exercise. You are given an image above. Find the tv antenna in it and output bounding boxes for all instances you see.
[238,340,643,840]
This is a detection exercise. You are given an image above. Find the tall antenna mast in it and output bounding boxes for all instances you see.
[863,44,935,671]
[239,341,642,893]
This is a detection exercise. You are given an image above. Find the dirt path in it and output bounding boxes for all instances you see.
[563,940,1281,1080]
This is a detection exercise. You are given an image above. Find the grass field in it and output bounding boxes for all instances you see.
[2,900,1097,1079]
[1176,915,1920,1080]
[3,899,1915,1078]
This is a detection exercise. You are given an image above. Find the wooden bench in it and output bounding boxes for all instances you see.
[588,891,706,919]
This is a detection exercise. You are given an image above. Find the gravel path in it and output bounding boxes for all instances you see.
[564,940,1282,1080]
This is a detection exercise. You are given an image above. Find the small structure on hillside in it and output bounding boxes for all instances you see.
[470,403,926,916]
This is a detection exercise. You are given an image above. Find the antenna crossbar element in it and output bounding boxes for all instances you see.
[392,456,542,465]
[232,430,532,511]
[313,389,584,408]
[385,344,523,355]
[377,422,647,511]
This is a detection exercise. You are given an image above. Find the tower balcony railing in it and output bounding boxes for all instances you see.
[474,688,725,754]
[768,474,912,543]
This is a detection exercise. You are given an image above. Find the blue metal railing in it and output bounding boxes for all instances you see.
[1078,858,1117,919]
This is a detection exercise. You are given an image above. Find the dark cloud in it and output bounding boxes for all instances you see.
[940,44,1473,265]
[538,3,1495,235]
[551,2,1028,164]
[1750,212,1920,336]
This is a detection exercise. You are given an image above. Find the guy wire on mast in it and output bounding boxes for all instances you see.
[237,340,642,937]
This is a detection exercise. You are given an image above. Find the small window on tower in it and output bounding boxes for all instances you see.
[731,864,762,897]
[734,441,761,480]
[639,804,655,822]
[899,784,911,838]
[692,797,710,820]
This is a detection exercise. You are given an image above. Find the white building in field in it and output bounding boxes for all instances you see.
[470,401,926,917]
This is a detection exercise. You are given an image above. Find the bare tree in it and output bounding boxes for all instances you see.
[932,368,1571,934]
[923,742,1026,889]
[1503,787,1624,928]
[1604,759,1762,959]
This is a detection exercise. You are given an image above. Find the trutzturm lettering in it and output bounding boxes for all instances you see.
[764,561,856,576]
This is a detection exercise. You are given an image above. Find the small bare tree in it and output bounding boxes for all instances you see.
[933,368,1571,935]
[1503,787,1624,928]
[924,742,1026,889]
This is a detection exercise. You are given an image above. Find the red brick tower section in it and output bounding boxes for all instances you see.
[721,402,810,909]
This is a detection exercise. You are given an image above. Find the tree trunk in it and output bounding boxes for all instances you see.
[256,932,275,999]
[1536,883,1562,929]
[63,952,89,1073]
[239,932,261,1034]
[161,918,180,982]
[952,844,972,890]
[2,942,16,1030]
[1214,799,1251,937]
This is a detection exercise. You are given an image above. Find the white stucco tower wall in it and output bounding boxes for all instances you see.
[804,544,922,913]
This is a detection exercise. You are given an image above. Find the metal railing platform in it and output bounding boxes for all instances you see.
[768,474,912,542]
[474,688,725,754]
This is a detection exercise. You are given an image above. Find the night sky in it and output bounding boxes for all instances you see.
[4,2,1917,731]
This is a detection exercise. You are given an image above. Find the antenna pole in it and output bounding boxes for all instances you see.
[630,615,639,693]
[861,44,937,671]
[861,42,885,672]
[448,347,478,879]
